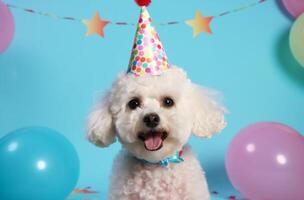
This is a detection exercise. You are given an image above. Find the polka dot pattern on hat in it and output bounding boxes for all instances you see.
[128,7,171,77]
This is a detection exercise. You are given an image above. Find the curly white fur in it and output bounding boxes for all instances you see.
[86,66,226,200]
[109,146,209,200]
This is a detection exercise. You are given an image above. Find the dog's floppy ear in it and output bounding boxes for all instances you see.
[190,84,227,138]
[86,93,116,147]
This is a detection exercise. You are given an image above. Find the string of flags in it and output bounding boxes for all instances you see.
[6,0,269,38]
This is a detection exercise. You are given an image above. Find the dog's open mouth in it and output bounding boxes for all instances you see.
[138,130,168,151]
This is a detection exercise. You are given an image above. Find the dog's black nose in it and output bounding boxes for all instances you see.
[143,113,160,128]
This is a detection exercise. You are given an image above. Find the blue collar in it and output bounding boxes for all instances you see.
[140,150,184,167]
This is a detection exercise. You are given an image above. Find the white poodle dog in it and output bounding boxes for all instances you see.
[86,66,226,200]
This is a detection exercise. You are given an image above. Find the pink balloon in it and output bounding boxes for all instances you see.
[226,122,304,200]
[0,0,15,53]
[282,0,304,18]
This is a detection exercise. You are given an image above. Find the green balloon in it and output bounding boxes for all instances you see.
[290,13,304,67]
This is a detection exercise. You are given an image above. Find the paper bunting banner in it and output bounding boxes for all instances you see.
[5,0,269,38]
[82,11,109,37]
[186,11,213,37]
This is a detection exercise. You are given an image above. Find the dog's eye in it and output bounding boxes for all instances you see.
[162,97,174,108]
[128,98,141,110]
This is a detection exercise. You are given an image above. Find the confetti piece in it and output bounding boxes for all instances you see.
[229,195,237,200]
[210,190,244,200]
[73,188,99,194]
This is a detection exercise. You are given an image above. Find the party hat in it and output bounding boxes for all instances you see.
[128,0,171,77]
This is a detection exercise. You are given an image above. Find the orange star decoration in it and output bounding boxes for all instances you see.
[82,11,110,37]
[186,11,214,37]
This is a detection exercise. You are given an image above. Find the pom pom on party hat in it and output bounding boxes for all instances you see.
[128,0,171,77]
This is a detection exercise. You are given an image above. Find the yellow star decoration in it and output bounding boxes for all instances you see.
[186,11,213,37]
[82,11,110,37]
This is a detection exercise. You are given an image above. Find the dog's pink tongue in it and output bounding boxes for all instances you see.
[144,132,163,151]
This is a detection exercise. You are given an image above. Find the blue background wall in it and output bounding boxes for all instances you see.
[0,0,303,199]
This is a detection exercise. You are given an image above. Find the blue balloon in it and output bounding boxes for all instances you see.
[0,127,80,200]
